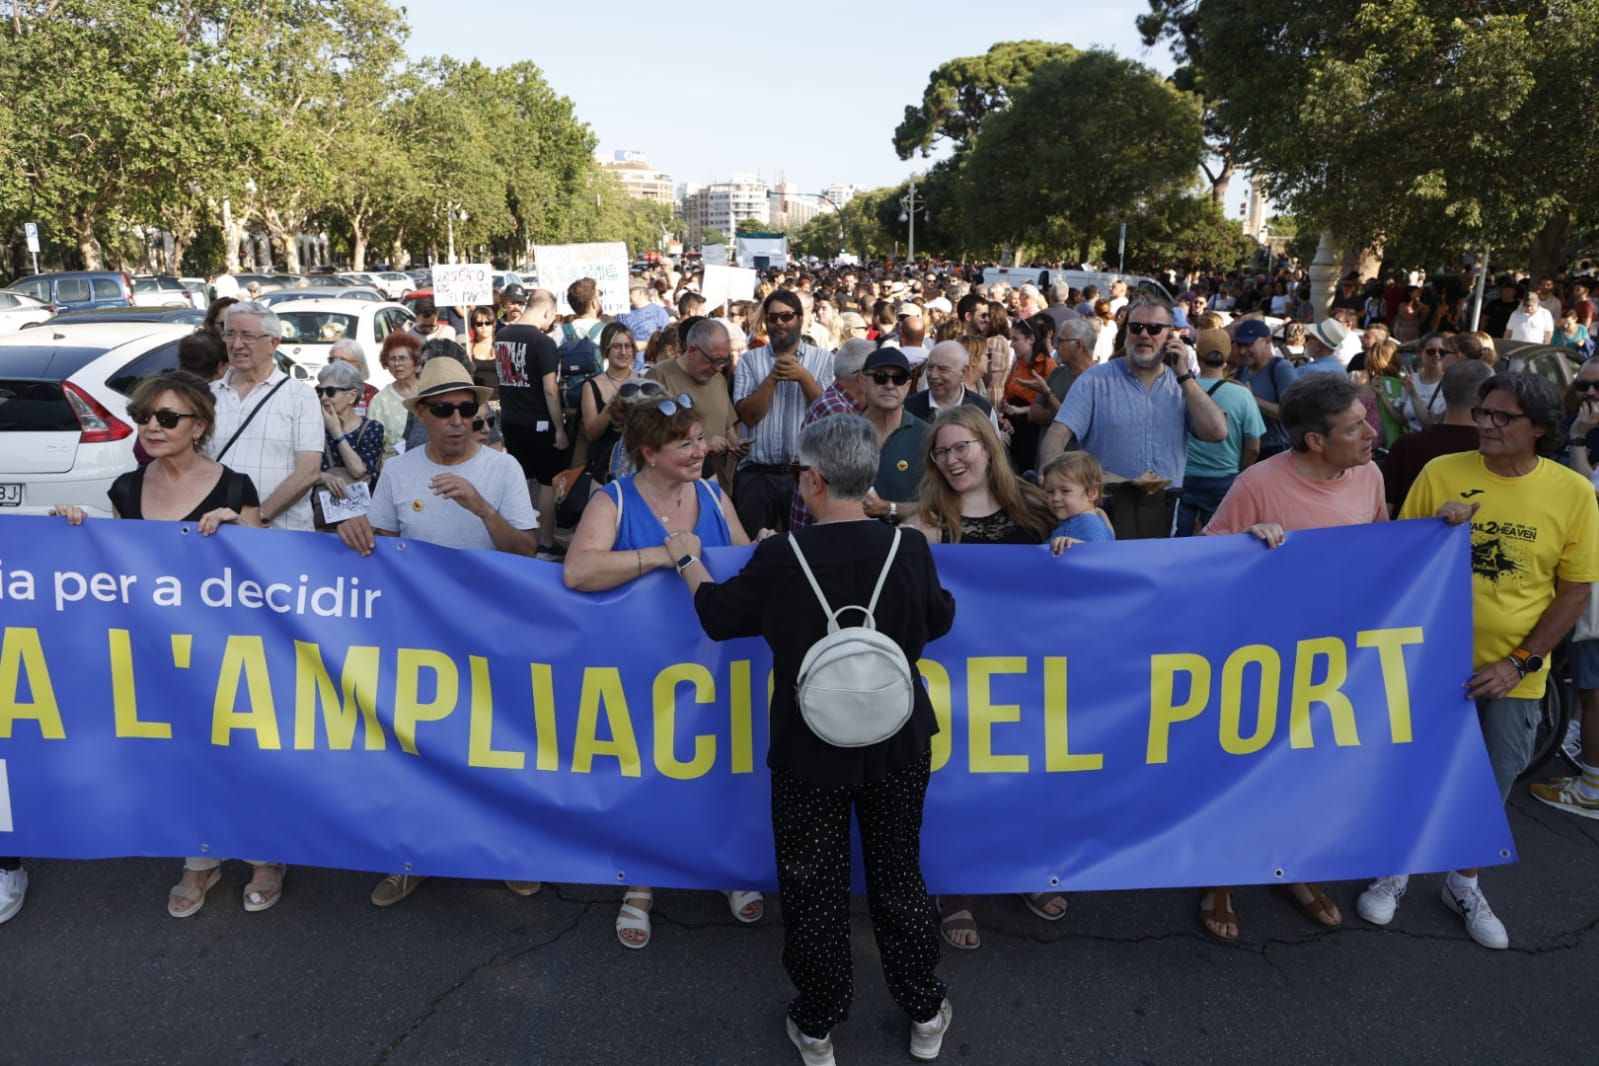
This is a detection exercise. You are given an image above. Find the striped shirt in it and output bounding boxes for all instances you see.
[732,342,834,467]
[207,367,322,531]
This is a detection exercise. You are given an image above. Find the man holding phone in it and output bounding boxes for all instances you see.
[1037,297,1228,539]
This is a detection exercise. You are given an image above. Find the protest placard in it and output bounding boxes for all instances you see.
[699,264,758,315]
[431,263,493,308]
[700,245,728,267]
[534,242,630,316]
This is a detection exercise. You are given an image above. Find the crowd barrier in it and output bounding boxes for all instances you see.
[0,514,1514,891]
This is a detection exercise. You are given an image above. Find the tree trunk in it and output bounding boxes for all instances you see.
[1340,243,1383,282]
[1528,213,1571,279]
[1210,161,1235,209]
[260,208,302,274]
[352,226,368,272]
[75,212,103,270]
[389,230,409,270]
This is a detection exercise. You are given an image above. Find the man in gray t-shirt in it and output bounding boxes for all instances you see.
[338,359,536,558]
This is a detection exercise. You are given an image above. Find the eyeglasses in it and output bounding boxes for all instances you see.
[618,380,668,402]
[472,319,494,328]
[315,385,357,398]
[766,310,799,324]
[1470,406,1530,428]
[1125,321,1170,336]
[930,439,981,465]
[127,406,199,429]
[788,463,812,481]
[424,400,480,420]
[658,392,695,417]
[472,415,498,431]
[220,330,271,344]
[868,370,909,386]
[1576,380,1599,392]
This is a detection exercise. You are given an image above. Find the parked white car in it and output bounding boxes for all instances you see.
[130,275,205,310]
[271,298,415,391]
[0,290,54,333]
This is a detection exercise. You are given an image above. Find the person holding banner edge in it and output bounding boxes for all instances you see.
[674,413,957,1065]
[562,392,765,947]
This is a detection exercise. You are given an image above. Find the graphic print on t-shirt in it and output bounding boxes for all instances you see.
[495,339,529,389]
[1470,518,1537,586]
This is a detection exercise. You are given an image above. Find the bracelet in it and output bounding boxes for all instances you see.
[1573,442,1589,450]
[636,549,643,577]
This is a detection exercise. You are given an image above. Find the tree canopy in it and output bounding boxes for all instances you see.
[892,41,1078,162]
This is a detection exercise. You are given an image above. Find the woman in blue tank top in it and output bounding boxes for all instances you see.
[563,391,760,949]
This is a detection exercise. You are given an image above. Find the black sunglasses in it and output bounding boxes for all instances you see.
[315,386,356,398]
[127,406,199,429]
[472,415,498,430]
[868,370,909,386]
[1126,322,1170,336]
[1576,381,1599,392]
[766,310,799,324]
[424,400,480,419]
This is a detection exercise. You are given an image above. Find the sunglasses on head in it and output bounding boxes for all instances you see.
[315,385,356,398]
[618,380,668,402]
[868,370,909,386]
[424,400,480,419]
[127,406,199,430]
[657,392,695,417]
[1125,321,1170,336]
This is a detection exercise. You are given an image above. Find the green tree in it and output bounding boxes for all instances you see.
[1137,0,1238,205]
[1108,193,1256,275]
[894,41,1078,161]
[700,229,727,248]
[1192,0,1599,274]
[958,50,1205,262]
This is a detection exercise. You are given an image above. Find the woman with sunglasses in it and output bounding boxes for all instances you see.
[563,393,764,948]
[466,305,499,396]
[580,323,639,446]
[1399,333,1451,430]
[908,406,1053,949]
[313,361,384,528]
[51,370,271,917]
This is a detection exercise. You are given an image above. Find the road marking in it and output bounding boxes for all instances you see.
[0,759,11,832]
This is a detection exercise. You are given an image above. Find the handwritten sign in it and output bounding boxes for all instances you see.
[432,263,493,308]
[700,264,758,315]
[534,242,630,316]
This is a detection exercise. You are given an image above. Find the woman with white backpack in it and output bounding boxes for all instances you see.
[674,413,958,1065]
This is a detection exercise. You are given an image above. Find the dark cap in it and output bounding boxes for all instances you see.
[502,284,529,304]
[863,346,911,373]
[1234,319,1271,343]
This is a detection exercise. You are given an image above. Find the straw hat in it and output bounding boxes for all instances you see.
[403,357,493,412]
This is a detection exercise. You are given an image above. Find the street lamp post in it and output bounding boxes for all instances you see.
[899,179,928,264]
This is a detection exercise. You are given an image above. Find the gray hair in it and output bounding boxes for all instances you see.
[223,300,282,338]
[329,338,368,379]
[926,339,970,370]
[795,413,879,501]
[317,360,365,391]
[1280,374,1362,452]
[1047,281,1071,305]
[1441,360,1494,410]
[1482,371,1564,455]
[684,316,729,352]
[1123,294,1173,322]
[1056,317,1096,346]
[832,338,875,381]
[1019,283,1043,301]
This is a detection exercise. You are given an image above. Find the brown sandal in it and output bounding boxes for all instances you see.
[1199,888,1239,943]
[938,897,981,950]
[1277,882,1342,927]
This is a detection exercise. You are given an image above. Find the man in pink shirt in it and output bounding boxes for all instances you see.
[1196,374,1383,943]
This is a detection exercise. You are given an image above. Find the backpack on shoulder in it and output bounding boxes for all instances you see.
[556,321,605,410]
[788,527,916,748]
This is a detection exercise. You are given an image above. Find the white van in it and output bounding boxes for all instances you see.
[981,267,1175,304]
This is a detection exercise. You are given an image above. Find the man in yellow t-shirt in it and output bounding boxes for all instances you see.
[1357,373,1599,950]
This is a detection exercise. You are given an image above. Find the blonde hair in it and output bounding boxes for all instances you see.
[915,406,1051,544]
[1040,452,1104,503]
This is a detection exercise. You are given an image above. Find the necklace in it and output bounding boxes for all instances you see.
[637,475,688,525]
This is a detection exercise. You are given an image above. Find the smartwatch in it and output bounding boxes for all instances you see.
[887,501,901,525]
[1507,647,1543,677]
[1174,371,1196,386]
[675,553,698,574]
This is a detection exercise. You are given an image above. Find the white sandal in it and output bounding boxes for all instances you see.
[616,889,653,950]
[726,889,764,924]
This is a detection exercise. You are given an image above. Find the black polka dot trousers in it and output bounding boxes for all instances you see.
[771,751,946,1039]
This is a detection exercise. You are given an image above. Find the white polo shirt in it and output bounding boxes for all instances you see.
[207,367,323,531]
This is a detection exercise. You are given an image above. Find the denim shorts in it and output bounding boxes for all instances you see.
[1476,697,1541,802]
[1570,639,1599,690]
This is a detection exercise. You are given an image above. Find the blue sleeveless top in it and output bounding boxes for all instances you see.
[604,474,732,552]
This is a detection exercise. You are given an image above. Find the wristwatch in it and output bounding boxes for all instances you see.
[675,553,698,574]
[1507,647,1544,677]
[1174,371,1196,385]
[887,501,901,525]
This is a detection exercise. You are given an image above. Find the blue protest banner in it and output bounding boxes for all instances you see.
[0,515,1512,891]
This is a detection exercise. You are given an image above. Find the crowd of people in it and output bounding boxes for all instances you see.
[4,257,1598,1066]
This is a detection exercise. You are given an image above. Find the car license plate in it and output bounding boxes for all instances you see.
[0,484,20,506]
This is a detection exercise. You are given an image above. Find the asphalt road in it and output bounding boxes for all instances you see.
[3,784,1595,1066]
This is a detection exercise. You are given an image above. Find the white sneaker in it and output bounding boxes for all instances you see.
[909,998,954,1061]
[0,866,28,925]
[786,1016,835,1066]
[1441,878,1509,950]
[1355,875,1409,926]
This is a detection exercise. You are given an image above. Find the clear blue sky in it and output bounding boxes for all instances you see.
[401,1,1175,198]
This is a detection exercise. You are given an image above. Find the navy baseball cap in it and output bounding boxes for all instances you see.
[863,347,911,372]
[1234,319,1272,343]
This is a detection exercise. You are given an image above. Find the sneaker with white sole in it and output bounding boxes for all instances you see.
[785,1017,835,1066]
[909,998,954,1061]
[1441,879,1509,950]
[1355,875,1409,926]
[1529,776,1599,820]
[0,866,27,925]
[371,873,428,908]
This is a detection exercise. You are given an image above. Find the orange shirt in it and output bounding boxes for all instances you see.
[1002,352,1057,405]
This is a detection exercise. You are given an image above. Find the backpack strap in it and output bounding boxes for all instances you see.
[864,526,902,618]
[788,533,839,629]
[788,526,902,633]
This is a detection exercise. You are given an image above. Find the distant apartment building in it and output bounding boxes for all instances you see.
[769,178,821,230]
[600,150,675,205]
[677,173,770,245]
[820,183,858,209]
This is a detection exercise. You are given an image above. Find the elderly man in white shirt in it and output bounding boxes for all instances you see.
[1505,292,1555,344]
[206,301,322,530]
